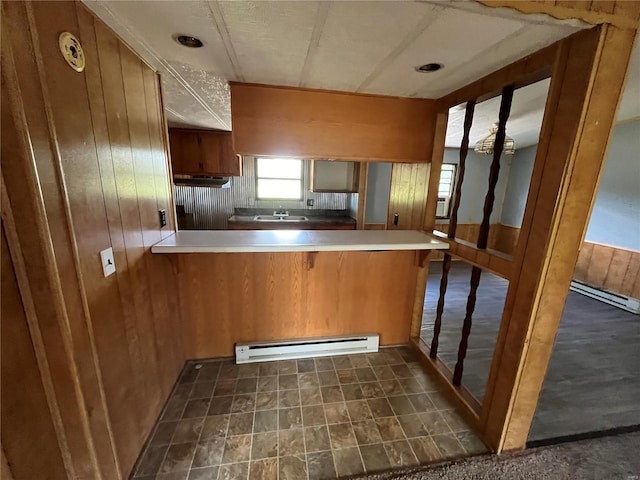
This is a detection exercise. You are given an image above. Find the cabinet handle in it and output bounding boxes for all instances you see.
[393,213,399,226]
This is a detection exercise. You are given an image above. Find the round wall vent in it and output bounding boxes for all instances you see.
[58,32,85,72]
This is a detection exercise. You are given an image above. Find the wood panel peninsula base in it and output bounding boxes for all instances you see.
[152,231,448,358]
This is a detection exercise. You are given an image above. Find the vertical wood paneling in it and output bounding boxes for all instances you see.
[1,2,185,478]
[482,25,636,451]
[585,243,615,285]
[179,251,419,358]
[574,240,640,298]
[4,2,118,477]
[387,163,429,230]
[1,228,68,480]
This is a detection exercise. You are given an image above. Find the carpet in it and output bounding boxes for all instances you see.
[353,432,640,480]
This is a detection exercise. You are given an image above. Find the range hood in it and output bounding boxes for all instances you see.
[173,174,231,188]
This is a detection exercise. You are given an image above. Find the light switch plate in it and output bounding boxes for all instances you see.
[100,247,116,277]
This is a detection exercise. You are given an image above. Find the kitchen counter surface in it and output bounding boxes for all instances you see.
[151,230,449,253]
[228,215,356,225]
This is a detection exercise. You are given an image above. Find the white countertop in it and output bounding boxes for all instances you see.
[151,230,449,254]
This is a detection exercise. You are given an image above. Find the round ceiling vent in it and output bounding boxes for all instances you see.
[58,32,85,72]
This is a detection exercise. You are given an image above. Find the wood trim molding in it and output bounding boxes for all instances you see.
[1,5,107,475]
[363,223,386,230]
[481,25,637,452]
[356,162,368,230]
[409,338,483,427]
[1,178,75,477]
[479,1,640,30]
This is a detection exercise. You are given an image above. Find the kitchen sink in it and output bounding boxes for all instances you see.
[253,215,308,222]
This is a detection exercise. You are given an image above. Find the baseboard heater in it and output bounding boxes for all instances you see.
[235,334,379,364]
[570,280,640,314]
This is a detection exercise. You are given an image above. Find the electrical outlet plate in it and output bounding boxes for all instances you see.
[100,247,116,277]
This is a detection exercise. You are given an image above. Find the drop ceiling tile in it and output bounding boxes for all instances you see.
[363,8,527,98]
[93,1,236,78]
[416,24,578,98]
[303,2,437,93]
[218,1,318,86]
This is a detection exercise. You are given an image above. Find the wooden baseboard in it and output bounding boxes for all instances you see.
[364,223,386,230]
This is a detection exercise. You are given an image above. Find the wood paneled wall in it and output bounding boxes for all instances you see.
[574,241,640,299]
[1,228,68,480]
[231,83,437,162]
[1,2,184,478]
[177,251,421,358]
[387,163,430,230]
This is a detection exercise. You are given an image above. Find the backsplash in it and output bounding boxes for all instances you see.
[175,156,352,229]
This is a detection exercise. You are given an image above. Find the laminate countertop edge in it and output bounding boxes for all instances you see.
[151,230,450,254]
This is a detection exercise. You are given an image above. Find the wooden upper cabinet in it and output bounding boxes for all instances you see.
[169,128,242,176]
[230,83,437,163]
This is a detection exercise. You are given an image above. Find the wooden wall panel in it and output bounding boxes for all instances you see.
[231,82,437,162]
[482,25,636,451]
[178,251,420,358]
[387,163,430,230]
[574,241,640,298]
[1,2,185,478]
[1,228,68,480]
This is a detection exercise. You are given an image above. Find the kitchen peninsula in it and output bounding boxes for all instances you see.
[152,230,448,358]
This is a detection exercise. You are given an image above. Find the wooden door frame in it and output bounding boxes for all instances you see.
[409,22,637,453]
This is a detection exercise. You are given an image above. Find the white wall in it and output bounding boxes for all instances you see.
[585,120,640,251]
[442,148,511,224]
[365,162,392,224]
[501,145,536,227]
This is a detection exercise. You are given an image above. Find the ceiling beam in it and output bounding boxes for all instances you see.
[478,1,640,30]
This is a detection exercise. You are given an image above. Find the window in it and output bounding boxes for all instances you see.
[255,157,304,200]
[437,163,456,218]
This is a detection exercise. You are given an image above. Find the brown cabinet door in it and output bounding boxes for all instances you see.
[169,130,202,174]
[199,131,241,176]
[169,129,241,176]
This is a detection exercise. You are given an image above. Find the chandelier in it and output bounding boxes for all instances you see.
[474,123,516,155]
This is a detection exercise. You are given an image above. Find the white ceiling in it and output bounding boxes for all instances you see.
[84,0,638,148]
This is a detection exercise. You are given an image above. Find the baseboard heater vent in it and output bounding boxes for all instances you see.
[235,334,379,364]
[570,280,640,314]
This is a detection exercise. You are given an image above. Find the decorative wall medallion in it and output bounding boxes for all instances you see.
[58,32,85,72]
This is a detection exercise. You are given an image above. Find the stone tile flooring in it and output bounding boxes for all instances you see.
[132,347,487,480]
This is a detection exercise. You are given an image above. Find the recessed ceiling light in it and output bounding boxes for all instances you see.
[415,63,443,73]
[175,35,203,48]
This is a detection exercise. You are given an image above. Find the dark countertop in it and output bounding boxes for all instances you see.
[228,215,356,225]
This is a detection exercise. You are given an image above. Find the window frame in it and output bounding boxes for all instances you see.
[254,157,305,201]
[436,163,457,220]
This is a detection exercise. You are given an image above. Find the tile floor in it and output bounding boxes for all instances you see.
[132,347,487,480]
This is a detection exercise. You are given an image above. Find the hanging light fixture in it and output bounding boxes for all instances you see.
[474,122,516,155]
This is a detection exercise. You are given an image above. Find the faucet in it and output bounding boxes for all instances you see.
[273,206,289,218]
